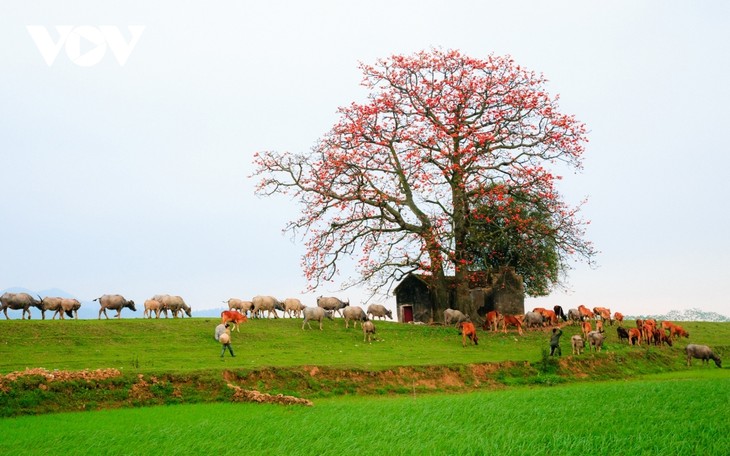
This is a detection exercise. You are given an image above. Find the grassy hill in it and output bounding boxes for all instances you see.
[1,317,728,416]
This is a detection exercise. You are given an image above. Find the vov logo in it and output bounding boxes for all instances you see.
[27,25,145,67]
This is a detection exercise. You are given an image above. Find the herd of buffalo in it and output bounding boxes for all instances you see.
[0,291,721,367]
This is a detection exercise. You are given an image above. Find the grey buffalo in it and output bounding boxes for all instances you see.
[302,306,334,330]
[95,294,136,319]
[523,311,543,329]
[444,308,469,326]
[685,344,722,368]
[59,298,81,320]
[39,296,64,320]
[1,292,42,319]
[342,305,368,329]
[317,296,349,317]
[366,304,392,320]
[252,295,282,319]
[157,295,191,318]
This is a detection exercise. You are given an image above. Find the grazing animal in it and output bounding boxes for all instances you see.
[553,305,567,322]
[362,320,376,342]
[501,314,524,335]
[226,298,254,314]
[577,305,594,321]
[653,328,673,347]
[316,296,349,317]
[571,335,585,355]
[567,308,581,325]
[302,306,334,330]
[283,298,306,318]
[685,344,722,368]
[143,299,163,318]
[342,305,368,328]
[628,328,642,345]
[221,310,248,331]
[59,298,81,320]
[482,310,500,332]
[366,304,392,321]
[596,320,604,333]
[1,292,43,319]
[593,307,612,325]
[95,294,136,319]
[158,295,192,318]
[444,308,469,327]
[613,312,624,325]
[670,325,689,339]
[587,330,605,352]
[581,321,592,341]
[616,326,630,344]
[537,309,558,326]
[459,321,478,347]
[252,295,282,319]
[39,296,64,320]
[642,322,657,345]
[523,311,544,329]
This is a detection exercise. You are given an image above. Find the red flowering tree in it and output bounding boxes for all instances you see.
[253,49,595,320]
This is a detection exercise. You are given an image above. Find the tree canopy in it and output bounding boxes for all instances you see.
[253,48,595,317]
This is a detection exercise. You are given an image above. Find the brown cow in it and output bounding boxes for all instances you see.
[653,328,673,347]
[628,328,642,345]
[221,310,248,332]
[596,320,604,333]
[482,310,500,332]
[613,312,624,325]
[577,305,593,321]
[593,306,612,324]
[581,321,592,341]
[670,325,689,339]
[459,321,478,347]
[501,314,524,336]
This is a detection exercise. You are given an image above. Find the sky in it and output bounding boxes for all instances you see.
[1,1,729,318]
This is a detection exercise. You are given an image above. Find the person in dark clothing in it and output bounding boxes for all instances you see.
[550,327,563,356]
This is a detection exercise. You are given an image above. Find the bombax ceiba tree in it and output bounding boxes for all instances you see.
[253,49,596,319]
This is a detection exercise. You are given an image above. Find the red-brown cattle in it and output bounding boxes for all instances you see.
[613,312,624,325]
[671,325,689,339]
[459,321,478,347]
[482,310,500,332]
[501,314,524,336]
[221,310,248,332]
[628,328,642,345]
[593,307,612,325]
[577,305,594,321]
[581,321,592,341]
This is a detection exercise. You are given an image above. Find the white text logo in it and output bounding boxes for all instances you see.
[27,25,145,67]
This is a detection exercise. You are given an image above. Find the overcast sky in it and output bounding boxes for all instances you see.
[1,1,728,317]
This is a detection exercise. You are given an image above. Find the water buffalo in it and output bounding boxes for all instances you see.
[587,330,605,352]
[685,344,721,368]
[366,304,392,320]
[362,320,376,342]
[283,298,305,318]
[342,305,368,329]
[95,294,136,319]
[616,326,630,344]
[1,292,43,319]
[39,296,64,320]
[226,298,254,314]
[444,308,469,326]
[158,295,191,318]
[567,308,581,325]
[316,296,349,317]
[143,299,163,318]
[59,298,81,320]
[523,311,543,329]
[252,295,282,319]
[571,335,585,355]
[302,306,334,330]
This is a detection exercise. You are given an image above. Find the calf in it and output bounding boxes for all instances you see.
[670,325,689,339]
[459,321,478,347]
[685,344,722,368]
[571,335,585,355]
[362,320,376,342]
[221,310,248,332]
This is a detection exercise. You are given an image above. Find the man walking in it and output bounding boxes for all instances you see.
[218,323,235,358]
[550,327,563,356]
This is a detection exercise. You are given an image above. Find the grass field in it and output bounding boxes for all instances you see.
[1,317,728,454]
[1,372,728,455]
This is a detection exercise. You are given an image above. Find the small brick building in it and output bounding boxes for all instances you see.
[394,267,525,324]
